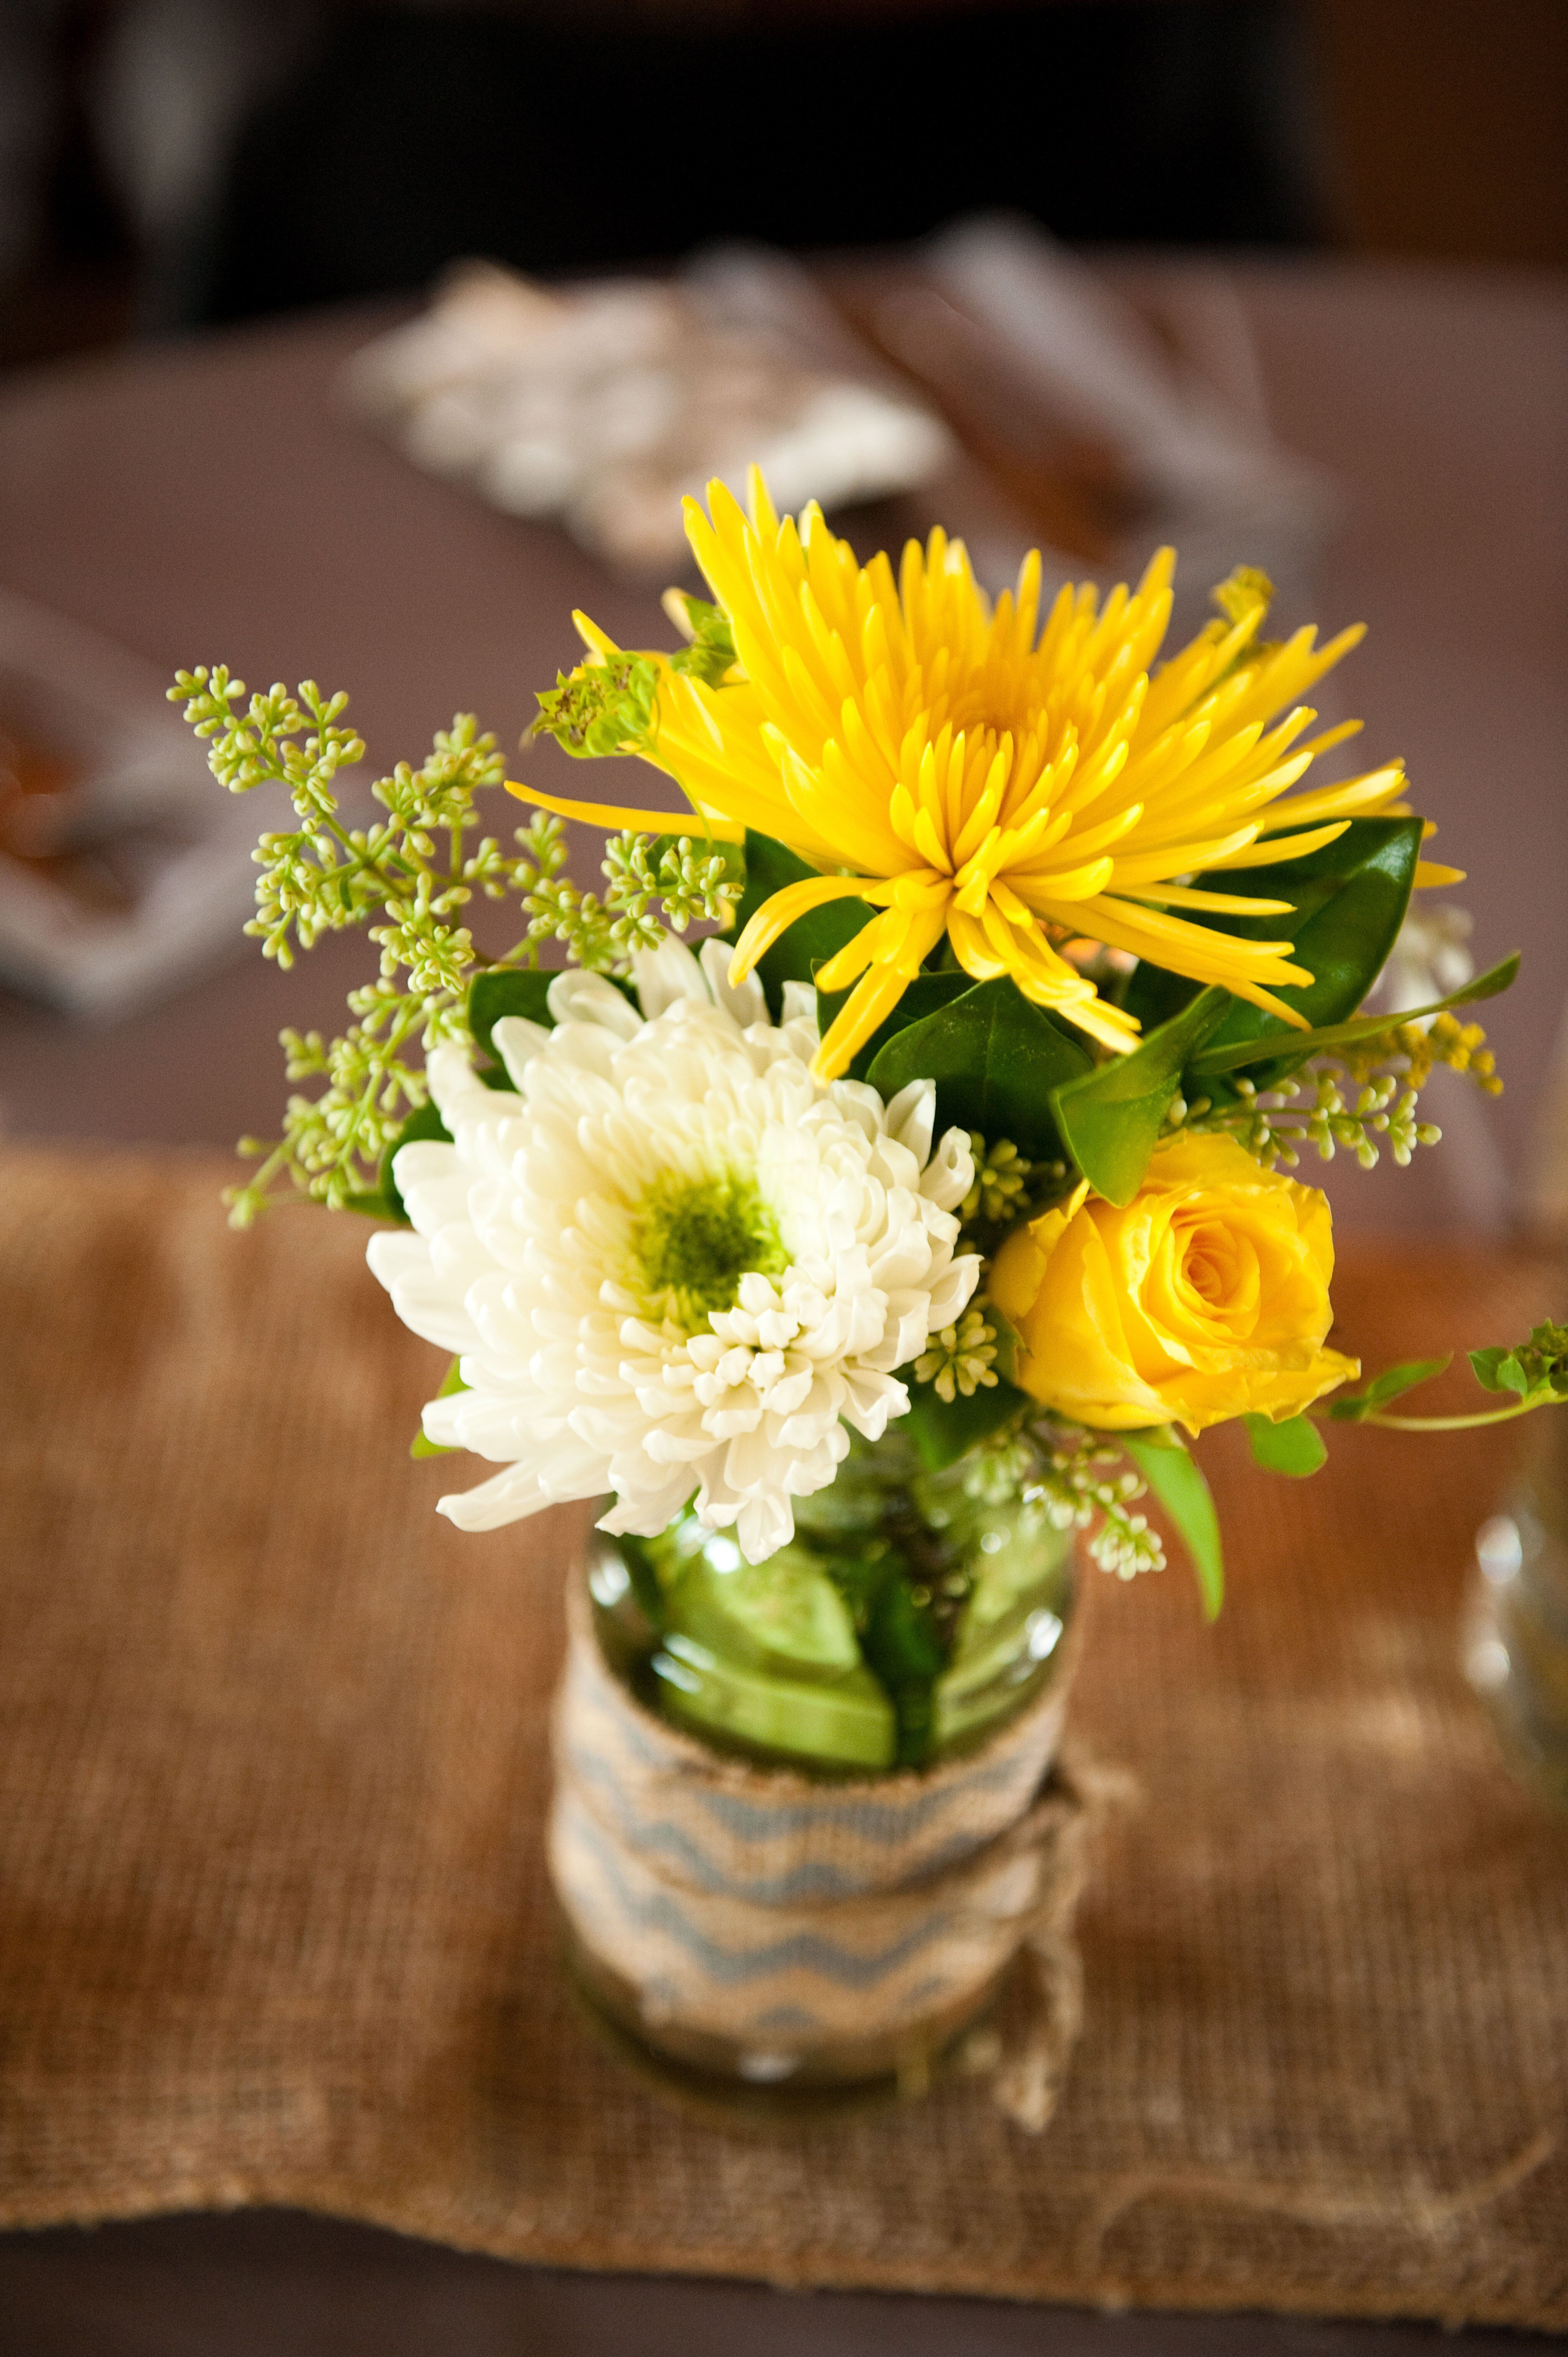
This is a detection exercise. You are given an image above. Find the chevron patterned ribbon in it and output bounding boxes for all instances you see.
[548,1581,1095,2128]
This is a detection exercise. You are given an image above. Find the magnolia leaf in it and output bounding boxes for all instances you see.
[1192,953,1520,1076]
[1126,816,1424,1095]
[1049,987,1231,1207]
[1326,1356,1450,1421]
[1123,1431,1224,1619]
[814,969,974,1083]
[340,1189,395,1218]
[903,1372,1029,1471]
[379,1096,452,1225]
[410,1355,468,1459]
[1243,1412,1328,1476]
[468,966,555,1063]
[733,829,872,1019]
[867,977,1092,1165]
[468,963,639,1080]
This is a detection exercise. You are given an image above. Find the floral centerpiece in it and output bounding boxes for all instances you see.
[173,474,1559,2099]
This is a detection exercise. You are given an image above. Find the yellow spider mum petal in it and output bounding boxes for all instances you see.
[554,475,1451,1076]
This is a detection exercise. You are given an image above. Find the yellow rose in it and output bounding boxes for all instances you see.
[989,1134,1358,1434]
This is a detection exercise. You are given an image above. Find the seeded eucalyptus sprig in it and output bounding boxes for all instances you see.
[962,1424,1166,1579]
[170,668,743,1225]
[1164,1009,1502,1175]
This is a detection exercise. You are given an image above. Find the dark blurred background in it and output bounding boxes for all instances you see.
[2,0,1564,374]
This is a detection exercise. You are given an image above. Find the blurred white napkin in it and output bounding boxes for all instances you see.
[918,214,1336,600]
[0,589,257,1016]
[342,258,953,571]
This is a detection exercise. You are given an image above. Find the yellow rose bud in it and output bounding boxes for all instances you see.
[989,1134,1359,1434]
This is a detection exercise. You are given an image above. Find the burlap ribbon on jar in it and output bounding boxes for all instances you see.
[548,1581,1101,2130]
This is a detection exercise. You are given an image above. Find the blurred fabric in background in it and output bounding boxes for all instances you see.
[0,0,1561,1242]
[1,0,1564,371]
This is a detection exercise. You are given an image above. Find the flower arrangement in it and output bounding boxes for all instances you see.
[173,472,1555,1666]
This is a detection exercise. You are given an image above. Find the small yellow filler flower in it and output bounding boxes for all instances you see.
[510,472,1460,1080]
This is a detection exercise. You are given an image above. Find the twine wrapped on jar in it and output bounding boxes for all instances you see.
[549,1580,1099,2127]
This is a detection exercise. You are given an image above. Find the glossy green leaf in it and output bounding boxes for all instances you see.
[1243,1412,1328,1476]
[1326,1355,1450,1421]
[903,1373,1030,1471]
[1123,1431,1224,1619]
[468,966,557,1063]
[379,1096,451,1225]
[1125,816,1425,1093]
[866,977,1093,1165]
[468,964,639,1073]
[1048,987,1231,1206]
[339,1189,396,1219]
[814,969,975,1083]
[733,829,873,1019]
[410,1355,468,1458]
[1192,953,1520,1076]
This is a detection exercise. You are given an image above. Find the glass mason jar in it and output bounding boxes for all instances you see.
[584,1423,1077,1776]
[1465,1409,1568,1810]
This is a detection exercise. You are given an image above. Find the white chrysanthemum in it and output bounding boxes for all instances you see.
[367,936,978,1562]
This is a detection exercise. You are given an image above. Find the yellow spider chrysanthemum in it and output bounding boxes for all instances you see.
[510,471,1460,1080]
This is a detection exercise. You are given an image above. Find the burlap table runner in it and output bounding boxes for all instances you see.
[1,1145,1564,2327]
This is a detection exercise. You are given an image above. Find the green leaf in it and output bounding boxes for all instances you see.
[1192,953,1520,1076]
[340,1189,397,1218]
[1048,987,1231,1206]
[1243,1412,1328,1477]
[1125,816,1425,1094]
[468,963,637,1082]
[863,1568,947,1767]
[732,829,873,1019]
[1123,1432,1224,1619]
[646,829,747,893]
[665,597,737,688]
[379,1096,452,1225]
[532,653,660,757]
[468,966,556,1063]
[865,977,1093,1165]
[814,969,975,1083]
[1326,1356,1450,1421]
[987,1302,1025,1388]
[903,1373,1029,1471]
[410,1355,468,1458]
[1469,1324,1568,1403]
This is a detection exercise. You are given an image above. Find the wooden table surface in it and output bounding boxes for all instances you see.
[0,254,1563,2352]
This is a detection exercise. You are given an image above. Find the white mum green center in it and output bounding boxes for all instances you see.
[631,1167,787,1331]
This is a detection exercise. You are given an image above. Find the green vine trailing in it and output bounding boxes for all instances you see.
[170,669,741,1224]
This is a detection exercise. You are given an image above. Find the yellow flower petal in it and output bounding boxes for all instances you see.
[548,481,1451,1077]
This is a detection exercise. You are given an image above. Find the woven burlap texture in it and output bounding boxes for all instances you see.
[549,1579,1093,2123]
[0,1146,1564,2328]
